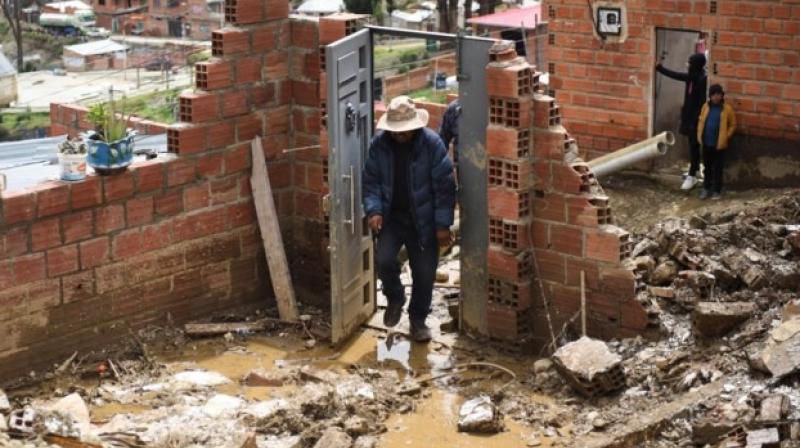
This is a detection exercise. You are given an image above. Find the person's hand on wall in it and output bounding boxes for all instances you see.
[368,214,383,233]
[436,228,453,249]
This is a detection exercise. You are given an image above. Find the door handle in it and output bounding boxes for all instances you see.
[342,165,355,235]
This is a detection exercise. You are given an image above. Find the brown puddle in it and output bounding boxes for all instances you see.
[91,402,150,422]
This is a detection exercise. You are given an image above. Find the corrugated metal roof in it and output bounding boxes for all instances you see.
[0,50,15,76]
[64,39,128,56]
[296,0,344,14]
[466,5,543,30]
[391,9,433,23]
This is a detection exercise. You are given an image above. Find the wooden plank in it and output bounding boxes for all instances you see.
[184,321,267,336]
[250,136,299,321]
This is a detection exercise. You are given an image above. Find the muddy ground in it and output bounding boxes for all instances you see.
[1,179,799,448]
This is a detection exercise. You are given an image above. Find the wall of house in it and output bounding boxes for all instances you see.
[544,0,800,186]
[0,74,17,107]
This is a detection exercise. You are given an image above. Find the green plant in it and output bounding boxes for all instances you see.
[57,137,87,154]
[87,102,130,142]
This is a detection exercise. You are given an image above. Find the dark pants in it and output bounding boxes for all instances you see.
[376,212,438,322]
[702,145,725,193]
[687,132,701,176]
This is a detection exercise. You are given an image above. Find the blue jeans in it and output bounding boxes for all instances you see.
[376,212,438,322]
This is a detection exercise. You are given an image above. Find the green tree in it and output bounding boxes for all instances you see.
[1,0,23,70]
[344,0,372,14]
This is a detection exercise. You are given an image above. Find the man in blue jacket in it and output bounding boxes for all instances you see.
[363,96,456,342]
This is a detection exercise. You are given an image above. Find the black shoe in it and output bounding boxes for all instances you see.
[410,319,432,343]
[698,189,710,200]
[383,301,403,328]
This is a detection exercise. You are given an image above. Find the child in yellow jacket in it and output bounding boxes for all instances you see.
[697,84,736,199]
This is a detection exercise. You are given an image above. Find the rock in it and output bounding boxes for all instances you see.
[692,302,756,338]
[651,261,679,286]
[742,266,767,290]
[787,231,800,253]
[353,436,377,448]
[0,413,6,431]
[627,256,656,274]
[313,427,352,448]
[435,270,450,283]
[631,238,658,257]
[648,286,675,299]
[202,394,244,418]
[703,259,737,289]
[533,359,553,373]
[771,263,800,291]
[457,396,504,433]
[688,215,708,229]
[782,300,800,321]
[173,370,231,387]
[756,331,800,379]
[46,393,91,437]
[758,394,789,423]
[0,389,9,412]
[552,337,625,397]
[692,420,734,445]
[746,428,780,447]
[242,369,288,387]
[769,319,800,343]
[678,270,716,296]
[344,416,369,437]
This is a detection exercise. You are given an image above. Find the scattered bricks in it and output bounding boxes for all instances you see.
[318,13,366,45]
[211,28,249,57]
[103,171,135,202]
[533,94,556,129]
[552,336,626,398]
[486,303,532,341]
[488,276,532,310]
[79,237,109,269]
[95,204,125,234]
[133,161,165,193]
[486,126,531,159]
[648,286,675,298]
[126,196,155,226]
[585,225,632,262]
[487,158,533,190]
[167,124,207,155]
[742,265,768,290]
[31,217,62,251]
[220,90,249,118]
[36,183,70,218]
[549,224,583,257]
[179,92,220,124]
[486,63,532,99]
[14,253,46,284]
[488,188,530,219]
[195,60,233,90]
[692,302,757,338]
[69,176,102,209]
[236,56,263,84]
[488,97,532,129]
[46,244,78,277]
[62,209,94,243]
[167,159,197,187]
[488,248,533,282]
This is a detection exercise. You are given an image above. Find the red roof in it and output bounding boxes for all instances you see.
[466,5,543,30]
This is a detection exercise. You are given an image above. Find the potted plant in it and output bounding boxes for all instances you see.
[85,101,136,175]
[57,136,88,181]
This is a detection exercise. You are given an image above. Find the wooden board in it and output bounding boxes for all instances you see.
[250,136,299,321]
[184,321,267,336]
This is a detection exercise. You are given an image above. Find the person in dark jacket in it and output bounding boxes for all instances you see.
[697,84,736,200]
[656,53,708,190]
[363,96,456,342]
[439,99,461,164]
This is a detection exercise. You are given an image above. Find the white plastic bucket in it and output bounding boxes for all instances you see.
[58,153,87,181]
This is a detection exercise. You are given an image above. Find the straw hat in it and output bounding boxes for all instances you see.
[376,96,429,132]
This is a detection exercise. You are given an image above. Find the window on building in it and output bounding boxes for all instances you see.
[98,0,105,6]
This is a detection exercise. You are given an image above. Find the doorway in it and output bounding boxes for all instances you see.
[653,28,701,169]
[325,27,495,344]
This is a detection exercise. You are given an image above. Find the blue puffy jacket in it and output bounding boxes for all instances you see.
[362,128,456,247]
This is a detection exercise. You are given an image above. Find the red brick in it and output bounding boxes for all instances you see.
[221,90,249,118]
[533,249,566,283]
[239,176,252,198]
[1,226,29,258]
[126,196,154,226]
[294,190,322,219]
[14,252,46,284]
[167,159,197,187]
[206,121,236,150]
[31,217,62,251]
[488,188,532,220]
[211,176,239,205]
[0,260,12,290]
[620,299,649,330]
[265,105,290,135]
[533,192,567,222]
[134,161,165,193]
[565,258,601,290]
[319,13,362,45]
[179,91,220,123]
[236,56,262,84]
[236,114,263,142]
[103,172,135,202]
[173,207,227,241]
[268,161,293,189]
[264,0,289,20]
[292,80,319,107]
[549,224,583,257]
[47,244,78,277]
[36,183,70,217]
[154,189,184,216]
[265,51,289,80]
[252,23,279,52]
[62,209,94,243]
[227,201,256,228]
[211,28,250,56]
[79,237,109,269]
[2,190,37,224]
[197,152,225,177]
[488,247,533,282]
[290,18,318,49]
[225,143,251,173]
[486,126,532,159]
[196,59,233,90]
[112,229,143,260]
[548,283,581,314]
[585,225,628,263]
[70,176,103,209]
[486,63,533,99]
[184,182,210,211]
[95,204,125,234]
[167,124,207,155]
[61,270,95,303]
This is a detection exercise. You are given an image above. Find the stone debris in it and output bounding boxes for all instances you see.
[242,369,290,387]
[552,337,625,397]
[758,394,789,423]
[202,394,245,418]
[0,389,9,412]
[313,427,352,448]
[533,358,553,373]
[648,286,675,299]
[457,396,504,434]
[746,428,780,447]
[692,302,757,338]
[172,370,232,387]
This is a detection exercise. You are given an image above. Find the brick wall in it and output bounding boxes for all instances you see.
[483,42,656,350]
[49,103,169,137]
[544,0,800,159]
[0,0,294,382]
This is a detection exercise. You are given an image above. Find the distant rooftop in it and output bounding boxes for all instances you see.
[296,0,344,14]
[391,9,433,23]
[466,5,543,30]
[43,0,92,11]
[64,39,128,56]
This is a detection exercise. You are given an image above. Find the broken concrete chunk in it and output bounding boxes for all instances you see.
[0,389,9,412]
[787,231,800,253]
[691,420,734,445]
[769,319,800,343]
[552,337,625,397]
[692,302,756,338]
[679,270,716,295]
[758,394,789,423]
[313,427,352,448]
[631,238,658,257]
[533,358,553,373]
[457,396,504,434]
[770,262,800,291]
[688,215,708,229]
[703,258,737,289]
[344,415,369,437]
[173,370,231,387]
[742,266,768,290]
[353,436,378,448]
[202,394,244,418]
[45,392,91,438]
[651,260,679,286]
[756,332,800,379]
[242,369,288,387]
[648,286,675,299]
[746,428,780,447]
[626,256,656,274]
[782,300,800,321]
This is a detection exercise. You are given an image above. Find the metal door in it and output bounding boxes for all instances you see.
[326,29,375,344]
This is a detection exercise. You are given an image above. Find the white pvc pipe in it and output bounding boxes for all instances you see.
[587,131,675,178]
